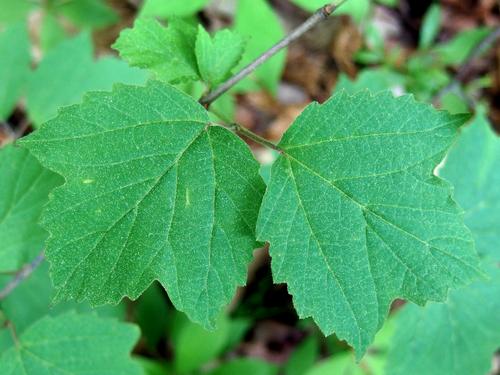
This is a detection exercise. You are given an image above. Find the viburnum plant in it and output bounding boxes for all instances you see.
[1,1,499,374]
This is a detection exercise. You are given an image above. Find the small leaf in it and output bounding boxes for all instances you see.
[435,27,490,66]
[140,0,210,18]
[0,312,142,375]
[285,336,319,375]
[257,90,481,357]
[234,0,285,94]
[113,18,199,84]
[387,265,500,375]
[441,109,500,261]
[55,0,118,29]
[419,4,442,50]
[195,26,245,87]
[0,22,31,121]
[20,81,265,329]
[305,353,363,375]
[0,145,62,273]
[335,68,405,94]
[173,312,229,374]
[27,32,147,127]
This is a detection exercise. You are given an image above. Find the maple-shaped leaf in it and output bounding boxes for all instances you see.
[113,18,199,84]
[441,109,500,261]
[0,145,62,273]
[0,312,141,375]
[20,81,265,328]
[256,90,481,357]
[195,26,245,87]
[387,265,500,375]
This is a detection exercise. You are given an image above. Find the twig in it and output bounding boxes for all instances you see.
[0,251,45,300]
[434,26,500,103]
[199,0,350,106]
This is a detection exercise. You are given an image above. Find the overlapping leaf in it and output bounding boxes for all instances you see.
[0,145,62,273]
[20,81,265,328]
[386,110,500,375]
[441,109,500,260]
[0,312,141,375]
[257,90,481,357]
[26,32,147,127]
[387,265,500,375]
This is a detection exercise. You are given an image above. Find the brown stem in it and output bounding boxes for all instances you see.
[0,251,45,300]
[199,1,350,107]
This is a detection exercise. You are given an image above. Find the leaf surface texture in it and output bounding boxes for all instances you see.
[21,81,265,328]
[257,91,480,356]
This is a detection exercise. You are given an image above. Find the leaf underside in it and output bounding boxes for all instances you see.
[256,90,481,357]
[20,80,265,329]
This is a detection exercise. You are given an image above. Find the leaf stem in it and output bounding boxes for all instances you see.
[0,250,45,300]
[229,123,281,152]
[199,1,350,106]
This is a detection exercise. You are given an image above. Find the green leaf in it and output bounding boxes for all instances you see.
[335,68,405,94]
[0,312,142,375]
[54,0,118,28]
[136,358,172,375]
[305,353,364,375]
[208,359,278,375]
[40,12,66,52]
[195,26,245,87]
[113,18,199,84]
[135,283,170,349]
[387,265,500,375]
[173,312,229,374]
[0,145,62,273]
[435,27,490,66]
[140,0,210,18]
[0,22,31,120]
[441,109,500,261]
[256,90,481,358]
[0,0,32,24]
[26,32,147,127]
[439,92,469,114]
[0,262,125,333]
[284,336,319,375]
[20,81,265,329]
[419,4,442,50]
[234,0,285,94]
